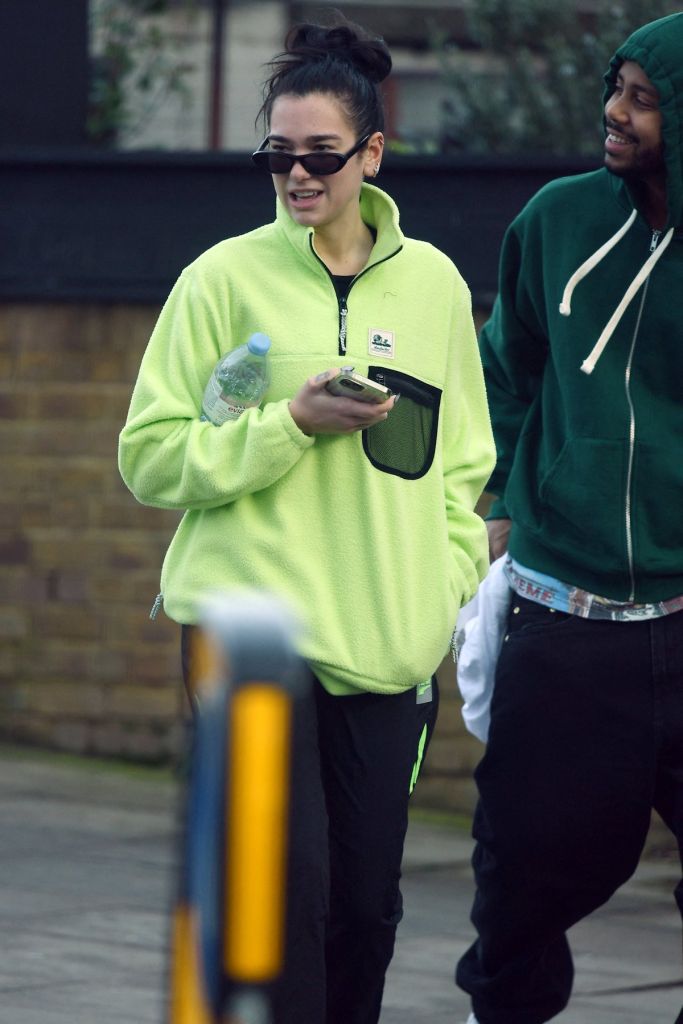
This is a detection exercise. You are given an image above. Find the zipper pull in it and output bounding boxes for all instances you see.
[339,297,348,355]
[150,593,163,620]
[650,229,661,253]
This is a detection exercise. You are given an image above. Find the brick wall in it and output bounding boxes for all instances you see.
[0,303,184,761]
[0,301,486,812]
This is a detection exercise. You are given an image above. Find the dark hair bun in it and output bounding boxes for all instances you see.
[285,20,392,84]
[257,11,391,134]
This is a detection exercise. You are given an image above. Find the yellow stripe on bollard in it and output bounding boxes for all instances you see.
[224,684,291,982]
[188,626,226,703]
[169,905,214,1024]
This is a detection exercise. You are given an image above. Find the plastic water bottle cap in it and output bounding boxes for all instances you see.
[247,332,271,356]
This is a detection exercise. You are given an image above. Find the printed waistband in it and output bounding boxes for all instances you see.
[505,559,683,621]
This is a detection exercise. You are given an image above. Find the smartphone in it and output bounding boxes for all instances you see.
[325,369,393,405]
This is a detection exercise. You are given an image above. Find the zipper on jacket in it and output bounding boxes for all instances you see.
[307,235,403,356]
[334,249,401,356]
[339,295,348,354]
[150,593,163,620]
[623,228,660,601]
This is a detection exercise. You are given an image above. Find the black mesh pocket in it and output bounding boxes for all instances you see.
[362,366,441,479]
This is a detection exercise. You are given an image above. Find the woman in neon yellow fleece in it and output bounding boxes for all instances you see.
[119,14,493,1024]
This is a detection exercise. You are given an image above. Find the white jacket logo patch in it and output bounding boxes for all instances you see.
[368,328,395,359]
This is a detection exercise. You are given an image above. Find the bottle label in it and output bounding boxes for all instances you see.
[201,347,269,426]
[202,374,249,424]
[218,399,248,420]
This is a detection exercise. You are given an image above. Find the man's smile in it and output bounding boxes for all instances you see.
[605,121,637,147]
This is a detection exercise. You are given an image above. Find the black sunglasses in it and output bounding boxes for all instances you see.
[251,134,371,176]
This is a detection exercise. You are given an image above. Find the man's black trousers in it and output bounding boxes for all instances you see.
[456,597,683,1024]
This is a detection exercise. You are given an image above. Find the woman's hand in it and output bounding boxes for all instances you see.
[289,368,396,436]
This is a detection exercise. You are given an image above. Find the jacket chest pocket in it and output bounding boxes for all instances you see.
[362,366,442,480]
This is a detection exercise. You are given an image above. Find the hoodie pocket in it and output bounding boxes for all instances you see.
[362,366,441,480]
[631,442,683,574]
[537,438,627,573]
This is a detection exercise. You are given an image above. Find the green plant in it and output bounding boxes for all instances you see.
[88,0,195,145]
[436,0,680,155]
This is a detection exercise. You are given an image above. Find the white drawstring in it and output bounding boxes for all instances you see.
[559,209,637,316]
[579,227,674,374]
[558,209,674,375]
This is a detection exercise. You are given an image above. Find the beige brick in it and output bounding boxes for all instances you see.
[431,692,466,739]
[90,720,128,757]
[118,724,177,762]
[0,392,23,418]
[11,680,105,716]
[105,305,160,355]
[0,680,27,712]
[92,498,181,532]
[29,533,121,570]
[0,532,30,565]
[13,304,104,353]
[436,653,457,688]
[104,535,171,572]
[0,713,56,747]
[0,641,22,680]
[23,641,128,685]
[20,641,103,682]
[425,732,483,776]
[0,500,24,528]
[8,499,87,530]
[90,570,165,604]
[0,314,11,349]
[2,421,118,459]
[0,606,29,638]
[104,683,178,720]
[4,457,111,500]
[30,386,131,421]
[48,570,90,602]
[106,607,180,648]
[125,648,182,686]
[31,603,104,642]
[412,773,478,816]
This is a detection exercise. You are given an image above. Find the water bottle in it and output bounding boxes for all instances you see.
[201,332,272,425]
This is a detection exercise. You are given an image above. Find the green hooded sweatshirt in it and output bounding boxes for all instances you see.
[118,184,495,694]
[482,13,683,603]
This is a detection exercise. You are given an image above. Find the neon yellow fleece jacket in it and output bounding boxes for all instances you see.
[118,183,494,695]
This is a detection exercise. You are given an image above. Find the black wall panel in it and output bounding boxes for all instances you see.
[0,150,598,307]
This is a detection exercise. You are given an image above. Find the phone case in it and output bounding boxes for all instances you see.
[325,371,392,404]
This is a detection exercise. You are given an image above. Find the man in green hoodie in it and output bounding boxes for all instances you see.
[456,14,683,1024]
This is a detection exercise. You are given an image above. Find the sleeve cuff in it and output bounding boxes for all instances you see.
[486,497,509,520]
[278,400,317,450]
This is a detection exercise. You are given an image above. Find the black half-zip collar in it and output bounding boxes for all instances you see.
[276,183,406,354]
[308,236,403,355]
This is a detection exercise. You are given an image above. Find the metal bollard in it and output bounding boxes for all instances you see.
[169,593,307,1024]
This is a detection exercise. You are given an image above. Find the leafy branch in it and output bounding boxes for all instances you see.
[436,0,680,155]
[88,0,196,145]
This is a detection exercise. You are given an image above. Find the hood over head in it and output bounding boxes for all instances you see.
[559,13,683,375]
[603,12,683,230]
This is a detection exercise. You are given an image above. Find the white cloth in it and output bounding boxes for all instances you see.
[454,555,511,743]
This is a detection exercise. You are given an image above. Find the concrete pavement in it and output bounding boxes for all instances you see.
[0,744,680,1023]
